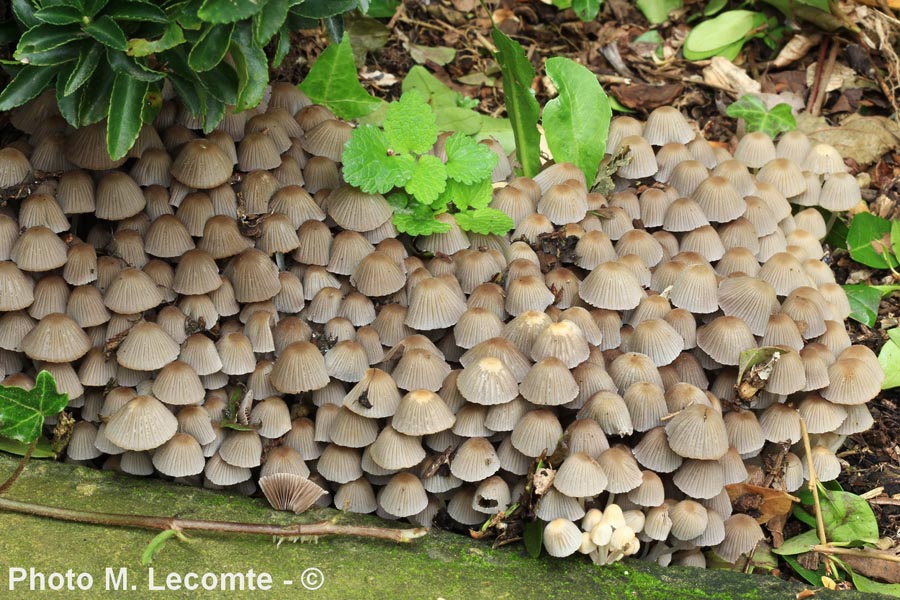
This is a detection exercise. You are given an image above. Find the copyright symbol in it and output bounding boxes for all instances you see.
[300,567,324,591]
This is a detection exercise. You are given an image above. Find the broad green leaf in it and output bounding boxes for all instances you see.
[772,529,820,556]
[445,132,497,184]
[57,68,83,126]
[781,554,826,587]
[78,60,115,125]
[107,49,164,82]
[323,15,344,44]
[229,23,268,112]
[891,219,900,260]
[65,43,103,95]
[409,44,456,66]
[189,22,234,71]
[342,125,416,194]
[843,284,881,328]
[476,116,516,154]
[12,0,40,29]
[0,64,58,111]
[167,72,202,117]
[384,90,438,154]
[435,107,482,136]
[104,1,169,22]
[492,27,541,178]
[83,0,111,18]
[572,0,602,21]
[454,207,514,235]
[127,22,185,56]
[850,570,900,597]
[16,24,85,54]
[82,15,128,50]
[726,95,796,138]
[523,519,544,558]
[107,72,149,159]
[402,65,475,109]
[272,24,291,68]
[366,0,400,17]
[299,32,381,120]
[253,0,290,46]
[0,435,56,458]
[440,178,493,211]
[879,327,900,389]
[33,5,83,25]
[683,10,759,59]
[847,212,899,269]
[794,488,880,545]
[0,371,68,444]
[404,155,447,206]
[13,41,82,66]
[543,56,611,184]
[196,61,239,104]
[636,0,682,23]
[392,204,452,236]
[294,0,357,18]
[198,0,262,23]
[141,83,163,125]
[704,0,728,14]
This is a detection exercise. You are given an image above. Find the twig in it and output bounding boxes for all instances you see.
[800,417,832,575]
[813,545,900,564]
[810,41,840,116]
[0,438,38,495]
[0,497,427,543]
[807,39,829,114]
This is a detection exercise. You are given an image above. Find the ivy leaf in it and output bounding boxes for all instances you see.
[0,370,68,444]
[726,95,796,138]
[444,132,498,184]
[384,90,438,155]
[298,32,381,120]
[440,178,493,211]
[393,204,452,236]
[404,155,447,205]
[453,207,514,235]
[342,125,416,194]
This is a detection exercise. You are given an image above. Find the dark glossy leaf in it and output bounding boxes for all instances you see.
[57,67,83,126]
[0,371,68,444]
[107,72,148,159]
[365,0,400,17]
[196,61,238,104]
[78,62,114,125]
[65,43,103,95]
[107,49,164,81]
[324,15,344,44]
[492,27,541,177]
[523,519,544,558]
[172,0,204,30]
[127,22,185,56]
[83,14,128,50]
[103,1,169,22]
[15,42,81,66]
[843,284,881,328]
[253,0,291,46]
[543,56,611,184]
[33,5,84,25]
[141,82,163,125]
[847,212,899,269]
[781,553,826,586]
[295,0,357,18]
[229,23,268,112]
[12,0,41,29]
[0,65,58,111]
[200,90,226,134]
[167,72,202,117]
[17,24,85,54]
[272,24,291,68]
[198,0,262,23]
[299,32,381,119]
[188,22,233,71]
[83,0,111,18]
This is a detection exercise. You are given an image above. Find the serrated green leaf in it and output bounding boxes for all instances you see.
[82,15,127,50]
[229,23,267,112]
[843,284,881,328]
[78,59,114,125]
[393,204,452,236]
[198,0,262,23]
[543,57,611,184]
[299,32,380,120]
[0,64,59,111]
[879,327,900,389]
[726,95,796,138]
[253,0,290,46]
[127,22,185,56]
[0,371,68,444]
[439,178,493,211]
[386,191,410,211]
[65,43,103,95]
[12,0,41,29]
[492,27,541,178]
[444,132,498,184]
[404,155,447,206]
[107,49,164,82]
[189,22,234,71]
[342,125,416,194]
[33,5,83,25]
[16,24,85,55]
[14,41,81,67]
[107,72,148,159]
[104,1,169,23]
[454,207,514,235]
[847,212,899,269]
[384,90,438,154]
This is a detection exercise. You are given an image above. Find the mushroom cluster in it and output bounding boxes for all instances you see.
[0,90,881,566]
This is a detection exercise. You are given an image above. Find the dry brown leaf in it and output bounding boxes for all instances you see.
[798,113,900,168]
[841,550,900,583]
[773,34,822,68]
[726,483,799,524]
[703,57,761,96]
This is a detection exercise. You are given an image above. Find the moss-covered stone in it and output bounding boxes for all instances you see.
[0,455,889,599]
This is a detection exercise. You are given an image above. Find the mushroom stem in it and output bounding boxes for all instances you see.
[0,496,428,543]
[0,438,38,495]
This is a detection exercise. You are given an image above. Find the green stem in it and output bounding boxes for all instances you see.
[0,438,37,495]
[0,496,427,543]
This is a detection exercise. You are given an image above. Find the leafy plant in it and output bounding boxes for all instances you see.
[682,10,775,60]
[726,95,796,138]
[0,370,67,446]
[0,0,372,160]
[342,90,512,237]
[299,32,382,120]
[878,326,900,389]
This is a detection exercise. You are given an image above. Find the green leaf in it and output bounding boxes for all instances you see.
[386,191,409,211]
[847,212,899,269]
[229,23,268,112]
[141,529,180,566]
[891,219,900,260]
[294,0,357,18]
[572,0,602,21]
[127,22,185,56]
[57,68,83,126]
[392,204,452,236]
[492,27,541,178]
[0,65,58,111]
[253,0,290,46]
[454,207,514,235]
[196,61,239,104]
[543,56,611,184]
[402,65,475,109]
[272,24,291,68]
[82,15,128,50]
[366,0,401,17]
[523,519,544,559]
[439,178,493,211]
[299,32,381,120]
[12,0,41,29]
[198,0,262,23]
[342,125,417,194]
[794,488,880,545]
[104,1,169,22]
[33,5,83,25]
[476,116,516,154]
[636,0,683,23]
[772,529,820,556]
[384,90,438,154]
[726,95,796,138]
[17,24,85,55]
[0,435,56,458]
[107,49,164,82]
[78,63,115,125]
[65,43,103,95]
[83,0,111,18]
[850,570,900,597]
[736,346,782,386]
[704,0,728,14]
[843,284,882,328]
[444,132,498,184]
[0,371,69,444]
[434,106,482,135]
[781,553,827,587]
[683,10,760,60]
[107,72,149,160]
[14,41,82,67]
[879,327,900,389]
[404,155,447,206]
[189,23,234,71]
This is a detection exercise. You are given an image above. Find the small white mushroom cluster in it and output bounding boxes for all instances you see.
[0,90,881,567]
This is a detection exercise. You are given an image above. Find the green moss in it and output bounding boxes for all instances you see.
[0,455,889,599]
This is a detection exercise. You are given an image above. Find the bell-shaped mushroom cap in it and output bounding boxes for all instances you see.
[627,470,664,507]
[530,320,590,368]
[62,121,125,170]
[697,316,757,366]
[351,251,406,297]
[10,226,67,272]
[776,130,811,163]
[691,176,745,224]
[21,313,90,362]
[643,106,695,145]
[457,357,519,406]
[0,147,31,188]
[327,184,393,232]
[510,409,562,457]
[392,390,455,435]
[758,157,807,197]
[152,360,204,406]
[666,404,729,460]
[673,458,725,499]
[216,332,256,376]
[714,514,765,562]
[804,143,846,174]
[632,426,682,473]
[248,397,291,439]
[20,193,70,233]
[543,518,583,558]
[554,452,607,497]
[95,172,145,220]
[0,261,35,310]
[597,446,643,493]
[224,249,281,303]
[260,473,327,513]
[343,368,401,419]
[717,276,777,336]
[821,358,882,405]
[144,214,195,259]
[533,162,586,192]
[819,172,861,211]
[669,499,709,541]
[669,263,718,314]
[405,277,467,330]
[104,268,164,314]
[472,474,511,515]
[170,139,232,189]
[453,307,504,350]
[622,382,667,433]
[368,425,424,471]
[171,249,220,296]
[579,390,633,437]
[115,321,179,371]
[579,261,643,310]
[734,131,776,168]
[152,433,206,477]
[198,216,254,259]
[334,477,378,514]
[798,393,847,434]
[270,341,329,393]
[538,182,588,225]
[608,351,663,392]
[261,446,310,479]
[450,437,500,482]
[628,319,683,367]
[105,395,177,451]
[377,472,428,518]
[516,357,578,407]
[758,402,801,443]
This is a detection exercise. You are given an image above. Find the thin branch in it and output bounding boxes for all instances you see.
[0,438,38,495]
[799,418,828,547]
[0,497,427,544]
[813,545,900,564]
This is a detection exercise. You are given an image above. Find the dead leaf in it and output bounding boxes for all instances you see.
[797,113,900,168]
[409,44,457,66]
[703,56,761,96]
[609,83,684,110]
[796,588,816,599]
[773,34,822,68]
[840,550,900,583]
[532,467,556,496]
[451,0,479,11]
[726,483,799,524]
[805,62,862,92]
